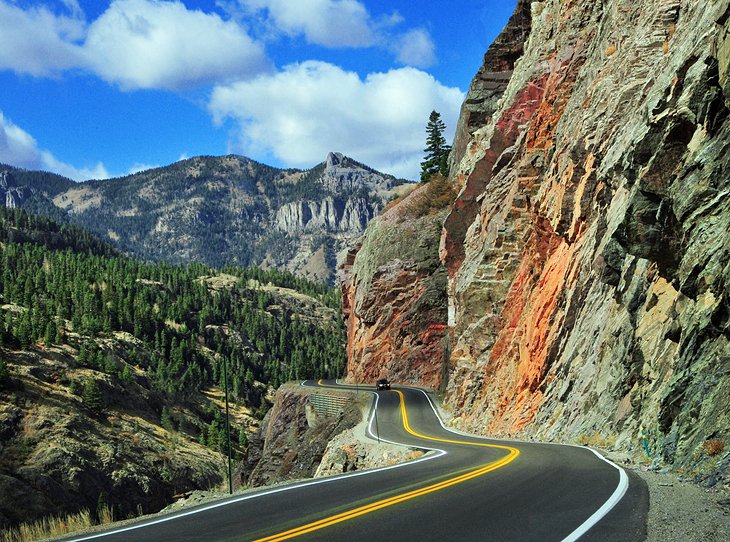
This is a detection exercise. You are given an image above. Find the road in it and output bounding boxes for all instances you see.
[65,381,647,541]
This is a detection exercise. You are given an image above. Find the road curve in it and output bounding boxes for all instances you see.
[63,381,647,541]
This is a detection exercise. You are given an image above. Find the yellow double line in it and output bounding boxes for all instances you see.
[256,389,519,541]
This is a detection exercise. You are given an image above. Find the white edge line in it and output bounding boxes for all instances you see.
[402,385,630,542]
[560,450,629,542]
[68,382,445,541]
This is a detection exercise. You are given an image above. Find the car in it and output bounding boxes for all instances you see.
[376,378,391,391]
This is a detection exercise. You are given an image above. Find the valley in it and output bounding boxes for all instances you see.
[1,0,729,540]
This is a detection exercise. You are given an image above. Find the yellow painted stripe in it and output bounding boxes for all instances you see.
[254,390,519,541]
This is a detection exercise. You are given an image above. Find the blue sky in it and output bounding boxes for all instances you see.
[0,0,517,181]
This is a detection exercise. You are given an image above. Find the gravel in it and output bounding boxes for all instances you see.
[601,450,730,542]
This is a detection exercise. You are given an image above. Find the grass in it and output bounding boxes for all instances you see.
[0,506,114,542]
[575,432,617,448]
[703,438,725,456]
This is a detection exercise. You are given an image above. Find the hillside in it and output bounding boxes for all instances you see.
[1,152,406,284]
[0,207,346,529]
[343,0,730,484]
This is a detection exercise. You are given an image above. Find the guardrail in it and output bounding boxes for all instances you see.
[309,393,350,417]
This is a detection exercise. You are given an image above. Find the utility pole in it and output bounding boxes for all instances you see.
[222,355,233,495]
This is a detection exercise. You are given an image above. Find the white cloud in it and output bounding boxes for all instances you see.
[393,28,436,68]
[241,0,377,47]
[209,61,464,179]
[0,0,270,90]
[0,112,108,181]
[85,0,270,90]
[0,1,86,76]
[239,0,436,67]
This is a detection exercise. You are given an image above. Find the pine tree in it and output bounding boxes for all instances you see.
[82,378,105,414]
[0,358,9,389]
[420,110,451,182]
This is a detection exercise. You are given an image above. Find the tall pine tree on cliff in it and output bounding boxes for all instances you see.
[420,110,451,181]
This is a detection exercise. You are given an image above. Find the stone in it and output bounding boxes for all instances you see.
[340,182,451,390]
[342,0,730,475]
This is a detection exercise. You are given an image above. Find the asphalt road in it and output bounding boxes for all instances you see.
[65,381,647,541]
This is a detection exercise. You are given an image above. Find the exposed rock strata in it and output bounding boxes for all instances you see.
[340,183,450,389]
[345,0,730,474]
[445,0,730,471]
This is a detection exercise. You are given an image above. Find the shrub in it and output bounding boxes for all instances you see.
[409,174,456,219]
[703,438,725,456]
[81,379,104,414]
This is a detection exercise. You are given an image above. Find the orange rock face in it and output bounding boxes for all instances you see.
[344,0,730,470]
[340,184,450,389]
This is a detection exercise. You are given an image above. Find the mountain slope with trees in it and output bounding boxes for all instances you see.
[0,207,346,530]
[1,152,407,284]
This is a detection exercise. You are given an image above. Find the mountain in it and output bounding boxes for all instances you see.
[0,207,346,530]
[0,152,406,285]
[342,0,730,482]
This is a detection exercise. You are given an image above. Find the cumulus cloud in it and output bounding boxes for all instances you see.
[209,62,464,179]
[393,28,436,68]
[239,0,436,66]
[0,0,270,90]
[240,0,377,47]
[85,0,270,90]
[0,112,108,181]
[0,1,86,76]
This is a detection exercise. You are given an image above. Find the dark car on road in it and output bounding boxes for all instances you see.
[376,378,391,391]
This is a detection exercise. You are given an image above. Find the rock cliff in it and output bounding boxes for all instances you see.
[345,0,730,475]
[239,386,361,487]
[0,171,33,209]
[340,181,452,389]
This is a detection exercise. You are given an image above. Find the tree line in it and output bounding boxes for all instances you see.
[0,207,346,403]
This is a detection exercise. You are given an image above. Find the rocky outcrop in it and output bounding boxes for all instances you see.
[240,386,360,487]
[443,0,730,471]
[274,196,375,234]
[341,182,451,389]
[345,0,730,475]
[0,171,31,209]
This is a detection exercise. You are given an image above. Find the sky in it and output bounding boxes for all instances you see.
[0,0,518,181]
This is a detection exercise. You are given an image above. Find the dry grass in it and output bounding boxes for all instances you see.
[407,174,456,219]
[703,438,725,456]
[0,506,114,542]
[575,432,617,448]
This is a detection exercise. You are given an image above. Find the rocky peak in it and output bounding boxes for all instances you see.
[325,151,345,169]
[0,170,29,209]
[318,151,396,194]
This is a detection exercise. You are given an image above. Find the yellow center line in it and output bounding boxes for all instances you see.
[254,389,520,541]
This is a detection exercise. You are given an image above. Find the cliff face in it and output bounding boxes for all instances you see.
[240,386,360,487]
[341,181,451,388]
[0,171,34,209]
[346,0,730,472]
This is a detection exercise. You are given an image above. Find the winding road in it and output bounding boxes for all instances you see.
[65,380,648,541]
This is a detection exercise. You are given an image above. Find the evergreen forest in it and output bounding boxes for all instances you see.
[0,207,346,406]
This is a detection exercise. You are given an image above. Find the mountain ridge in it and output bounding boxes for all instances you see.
[0,152,407,284]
